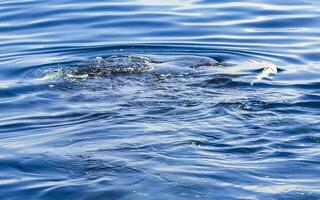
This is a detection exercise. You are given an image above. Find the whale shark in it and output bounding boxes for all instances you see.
[37,54,277,83]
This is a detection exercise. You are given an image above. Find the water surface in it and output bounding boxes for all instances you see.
[0,0,320,199]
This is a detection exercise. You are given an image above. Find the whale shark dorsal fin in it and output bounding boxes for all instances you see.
[251,61,278,85]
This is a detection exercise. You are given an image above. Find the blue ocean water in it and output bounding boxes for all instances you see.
[0,0,320,199]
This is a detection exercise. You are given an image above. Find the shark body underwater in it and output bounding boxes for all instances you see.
[39,55,278,83]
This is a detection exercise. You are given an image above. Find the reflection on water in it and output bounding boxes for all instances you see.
[0,0,320,199]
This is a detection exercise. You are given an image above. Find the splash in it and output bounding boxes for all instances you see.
[251,61,278,85]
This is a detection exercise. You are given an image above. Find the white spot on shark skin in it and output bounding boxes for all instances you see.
[251,61,278,85]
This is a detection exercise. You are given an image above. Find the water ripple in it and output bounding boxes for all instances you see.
[0,0,320,199]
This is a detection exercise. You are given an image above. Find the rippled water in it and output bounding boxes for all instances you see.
[0,0,320,199]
